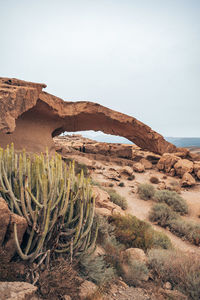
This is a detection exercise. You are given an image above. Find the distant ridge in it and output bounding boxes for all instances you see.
[166,137,200,148]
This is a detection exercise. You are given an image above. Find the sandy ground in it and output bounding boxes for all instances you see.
[91,159,200,254]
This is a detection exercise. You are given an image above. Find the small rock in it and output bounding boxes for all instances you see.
[133,162,145,173]
[181,172,196,187]
[79,280,97,300]
[63,296,72,300]
[123,248,148,264]
[0,281,37,300]
[140,158,153,169]
[163,281,172,290]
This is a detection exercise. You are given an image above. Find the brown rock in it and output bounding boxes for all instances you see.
[93,186,124,216]
[197,170,200,180]
[120,166,133,176]
[0,281,38,300]
[133,162,145,173]
[157,153,180,173]
[123,248,148,264]
[194,162,200,175]
[4,213,27,261]
[174,159,194,177]
[0,77,177,154]
[0,198,11,245]
[181,172,196,187]
[140,158,153,169]
[79,280,97,300]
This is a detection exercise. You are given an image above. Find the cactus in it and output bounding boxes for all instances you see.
[0,144,97,262]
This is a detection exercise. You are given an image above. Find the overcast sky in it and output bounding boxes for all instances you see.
[1,0,200,138]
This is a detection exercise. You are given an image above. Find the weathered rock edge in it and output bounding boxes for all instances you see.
[0,77,177,154]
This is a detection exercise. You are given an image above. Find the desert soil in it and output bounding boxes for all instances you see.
[89,157,200,255]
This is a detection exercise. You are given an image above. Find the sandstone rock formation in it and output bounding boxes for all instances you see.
[0,197,27,262]
[0,281,39,300]
[0,77,177,154]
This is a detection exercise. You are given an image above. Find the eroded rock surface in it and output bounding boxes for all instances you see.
[0,77,177,154]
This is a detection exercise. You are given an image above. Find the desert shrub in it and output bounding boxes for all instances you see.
[154,190,188,215]
[128,175,135,181]
[169,180,181,192]
[148,249,200,300]
[91,179,102,187]
[122,260,149,286]
[151,230,172,249]
[149,176,159,184]
[79,255,116,285]
[149,203,178,227]
[109,183,114,187]
[38,257,82,300]
[109,214,171,251]
[106,189,128,210]
[138,183,155,200]
[118,182,125,187]
[168,218,200,245]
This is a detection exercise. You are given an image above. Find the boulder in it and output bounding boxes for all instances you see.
[133,162,145,173]
[123,248,148,264]
[79,280,98,300]
[174,159,193,177]
[93,186,124,216]
[157,153,180,173]
[181,172,196,187]
[197,170,200,180]
[0,77,177,155]
[194,162,200,175]
[140,158,153,169]
[0,281,38,300]
[120,166,133,176]
[0,198,27,261]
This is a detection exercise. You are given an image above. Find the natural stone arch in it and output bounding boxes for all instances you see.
[0,78,177,154]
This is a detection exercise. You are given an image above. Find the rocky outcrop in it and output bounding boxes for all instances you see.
[0,197,27,262]
[0,77,177,154]
[0,281,38,300]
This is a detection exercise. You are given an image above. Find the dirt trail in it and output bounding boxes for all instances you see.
[92,161,200,254]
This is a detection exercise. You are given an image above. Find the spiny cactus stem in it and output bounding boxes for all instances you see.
[2,163,22,216]
[14,222,33,261]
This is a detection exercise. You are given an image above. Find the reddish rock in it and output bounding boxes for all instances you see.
[133,162,145,173]
[157,153,180,173]
[0,197,27,261]
[174,159,193,177]
[181,172,196,187]
[0,77,177,155]
[140,158,153,169]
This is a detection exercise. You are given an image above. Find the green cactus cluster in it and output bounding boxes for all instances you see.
[0,143,97,262]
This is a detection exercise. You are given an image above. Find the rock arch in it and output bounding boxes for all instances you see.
[0,78,176,154]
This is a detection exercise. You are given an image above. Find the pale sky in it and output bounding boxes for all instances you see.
[1,0,200,137]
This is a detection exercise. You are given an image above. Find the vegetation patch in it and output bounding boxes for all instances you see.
[106,189,128,210]
[109,214,172,251]
[149,203,200,246]
[154,190,188,215]
[149,176,159,184]
[138,183,155,200]
[148,249,200,300]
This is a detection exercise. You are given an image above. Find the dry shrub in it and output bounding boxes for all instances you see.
[138,184,155,200]
[149,203,178,227]
[118,182,125,187]
[169,218,200,245]
[121,260,149,286]
[106,189,128,210]
[79,254,116,285]
[154,190,188,215]
[38,257,82,300]
[150,176,160,184]
[148,249,200,300]
[127,175,135,181]
[109,214,172,251]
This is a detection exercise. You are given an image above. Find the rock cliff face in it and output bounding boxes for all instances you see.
[0,77,177,154]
